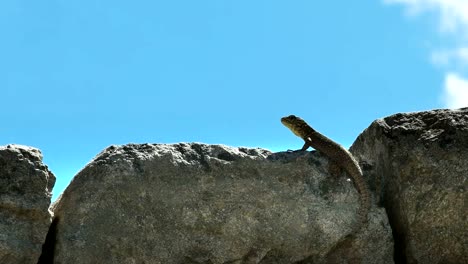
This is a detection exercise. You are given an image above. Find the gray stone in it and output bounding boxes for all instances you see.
[51,143,393,263]
[0,144,55,263]
[351,108,468,264]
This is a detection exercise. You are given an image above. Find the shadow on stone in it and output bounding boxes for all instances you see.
[37,217,59,264]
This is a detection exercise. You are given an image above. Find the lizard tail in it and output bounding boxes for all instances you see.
[353,174,371,232]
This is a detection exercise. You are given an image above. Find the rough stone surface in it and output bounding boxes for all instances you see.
[0,144,55,263]
[351,108,468,264]
[51,143,392,264]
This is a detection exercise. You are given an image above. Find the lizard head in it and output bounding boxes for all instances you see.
[281,115,306,137]
[281,115,300,125]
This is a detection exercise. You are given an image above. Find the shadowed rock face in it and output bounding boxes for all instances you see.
[0,144,55,264]
[351,108,468,264]
[51,143,392,264]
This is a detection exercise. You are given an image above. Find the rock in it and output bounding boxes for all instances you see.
[0,144,55,263]
[51,143,393,263]
[351,108,468,264]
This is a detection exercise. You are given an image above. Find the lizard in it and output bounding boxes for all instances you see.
[281,115,370,234]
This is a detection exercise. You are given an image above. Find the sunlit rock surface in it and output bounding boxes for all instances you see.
[0,144,55,264]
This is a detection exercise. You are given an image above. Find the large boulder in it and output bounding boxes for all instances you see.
[351,108,468,264]
[0,144,55,263]
[51,143,392,263]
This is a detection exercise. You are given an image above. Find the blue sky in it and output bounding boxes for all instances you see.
[1,1,467,201]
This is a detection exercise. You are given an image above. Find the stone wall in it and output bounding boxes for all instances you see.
[2,108,467,263]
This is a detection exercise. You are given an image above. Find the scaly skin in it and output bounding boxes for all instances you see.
[281,115,370,233]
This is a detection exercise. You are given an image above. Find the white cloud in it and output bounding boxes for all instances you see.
[384,0,468,36]
[384,0,468,108]
[431,47,468,67]
[442,73,468,108]
[384,0,468,64]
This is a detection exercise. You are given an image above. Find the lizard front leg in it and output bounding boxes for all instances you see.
[301,141,310,151]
